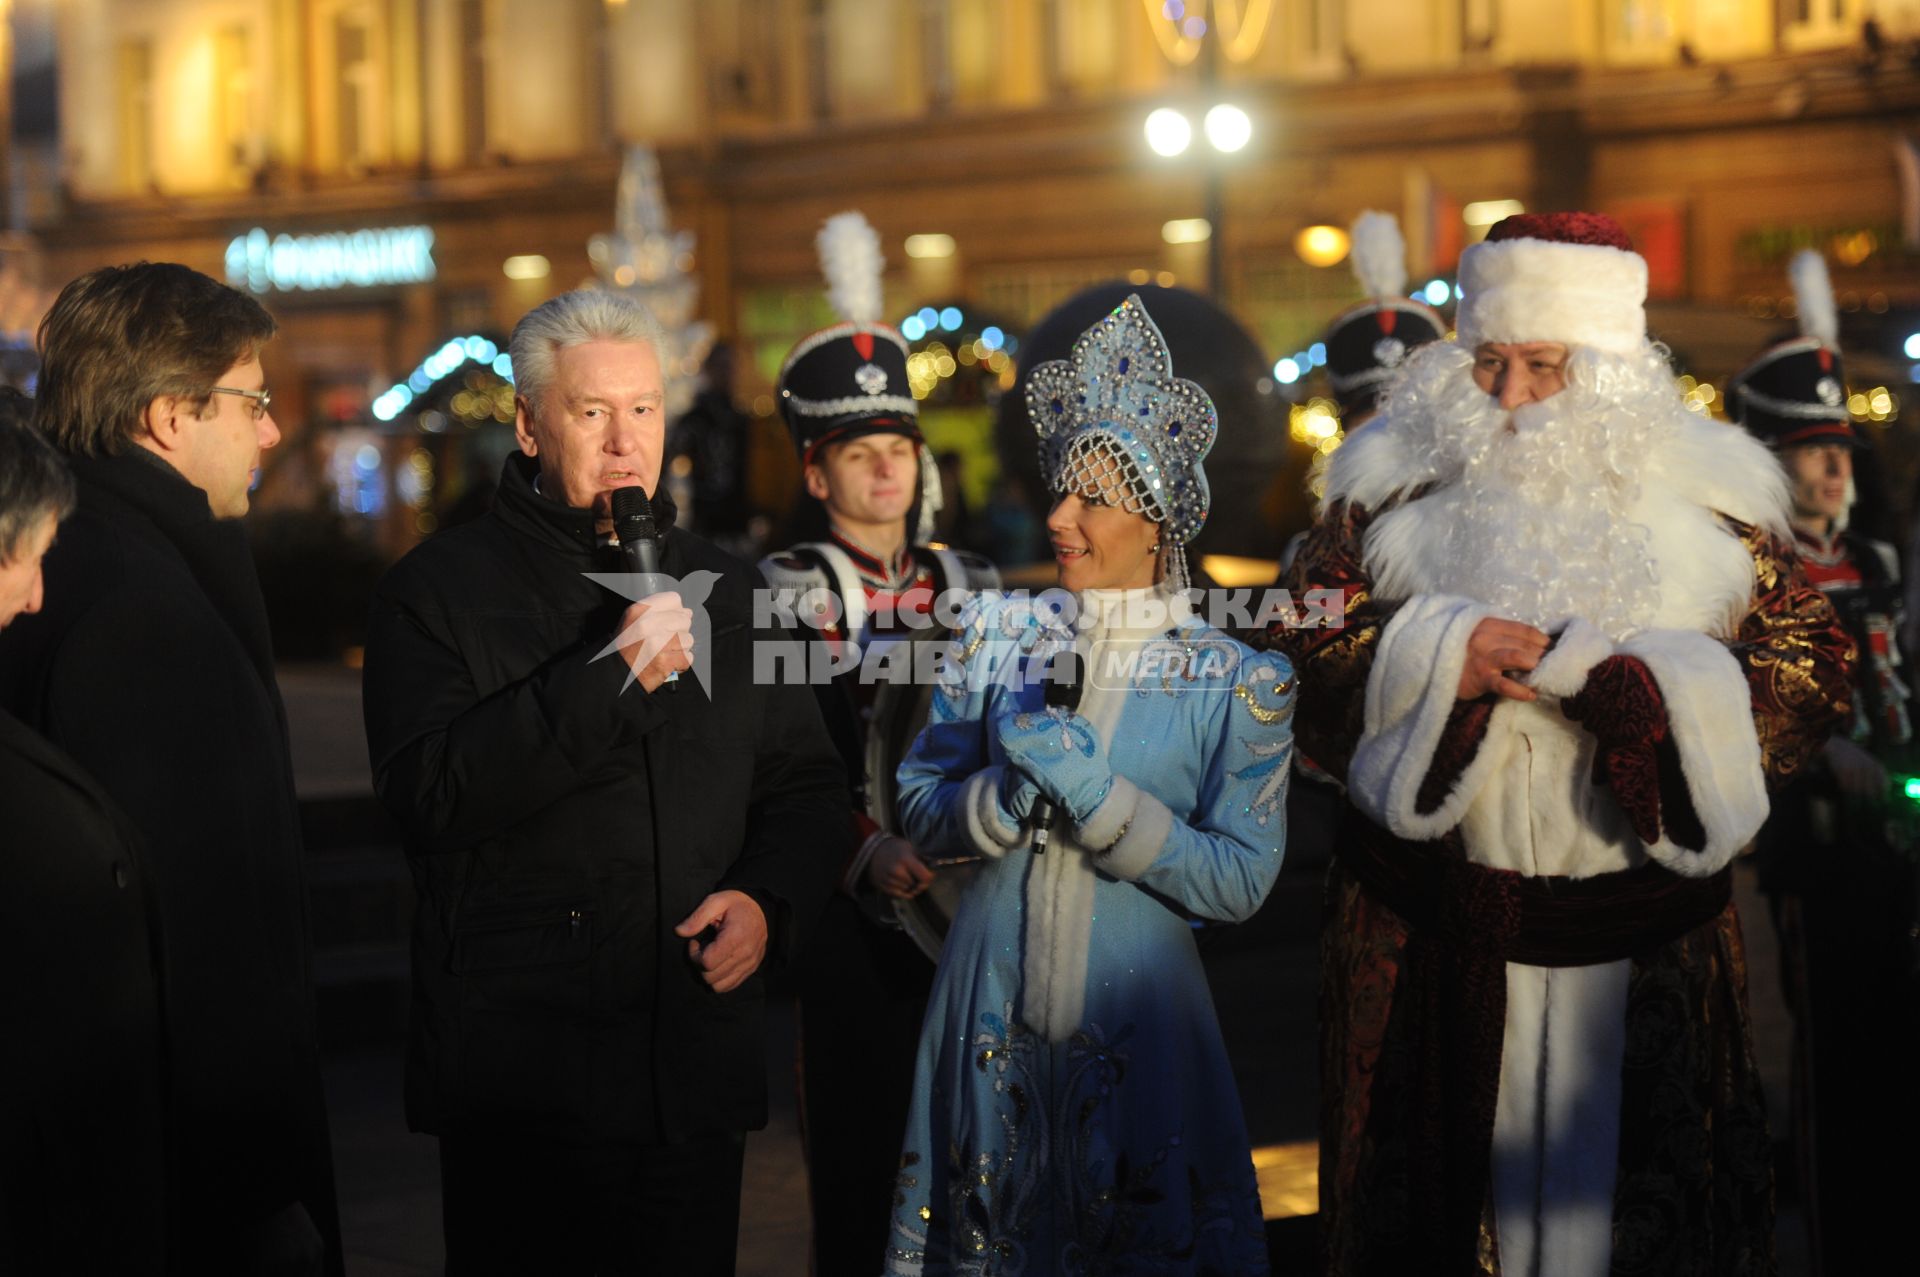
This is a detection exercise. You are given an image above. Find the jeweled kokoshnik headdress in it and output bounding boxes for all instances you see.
[1025,294,1217,591]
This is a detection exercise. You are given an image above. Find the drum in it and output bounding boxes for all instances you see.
[863,638,983,962]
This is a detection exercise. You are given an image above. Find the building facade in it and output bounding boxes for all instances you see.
[11,0,1920,554]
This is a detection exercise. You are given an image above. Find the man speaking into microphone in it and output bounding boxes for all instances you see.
[362,290,846,1274]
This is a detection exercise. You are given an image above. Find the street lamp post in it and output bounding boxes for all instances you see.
[1143,35,1252,299]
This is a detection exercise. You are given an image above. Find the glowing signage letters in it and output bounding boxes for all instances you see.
[225,225,437,294]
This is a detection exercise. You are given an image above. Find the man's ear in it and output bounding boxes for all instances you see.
[513,396,538,457]
[803,463,830,503]
[140,395,187,454]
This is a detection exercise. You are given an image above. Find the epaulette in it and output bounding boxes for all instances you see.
[758,551,834,597]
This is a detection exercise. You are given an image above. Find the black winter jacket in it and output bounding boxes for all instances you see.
[0,709,166,1272]
[363,454,846,1144]
[0,449,341,1274]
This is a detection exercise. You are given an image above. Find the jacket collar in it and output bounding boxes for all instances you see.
[491,453,685,564]
[64,447,281,691]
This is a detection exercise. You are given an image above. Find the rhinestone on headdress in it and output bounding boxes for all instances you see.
[1024,294,1218,548]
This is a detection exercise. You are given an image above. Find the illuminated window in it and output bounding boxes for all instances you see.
[216,25,255,175]
[1605,0,1678,60]
[1780,0,1861,48]
[336,10,374,169]
[708,0,786,129]
[1050,0,1121,96]
[460,0,487,163]
[118,38,153,192]
[948,0,1000,106]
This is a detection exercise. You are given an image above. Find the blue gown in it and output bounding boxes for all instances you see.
[883,584,1296,1276]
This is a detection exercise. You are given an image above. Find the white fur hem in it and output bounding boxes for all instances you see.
[1350,594,1501,839]
[1617,629,1769,875]
[1079,778,1174,880]
[1022,826,1096,1043]
[960,766,1025,858]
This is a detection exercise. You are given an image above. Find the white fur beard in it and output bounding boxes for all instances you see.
[1364,351,1669,639]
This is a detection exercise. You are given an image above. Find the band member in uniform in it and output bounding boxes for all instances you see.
[1325,210,1449,432]
[1732,250,1920,1276]
[1281,211,1447,577]
[760,211,998,1274]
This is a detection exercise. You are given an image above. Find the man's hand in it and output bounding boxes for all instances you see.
[865,835,936,900]
[1823,736,1888,801]
[617,591,693,693]
[1459,618,1551,702]
[673,890,768,994]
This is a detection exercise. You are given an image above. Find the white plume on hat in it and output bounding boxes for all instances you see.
[1789,249,1838,348]
[1349,211,1408,301]
[816,211,885,325]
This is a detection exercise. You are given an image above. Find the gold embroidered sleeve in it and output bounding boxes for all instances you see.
[1724,517,1856,790]
[1246,500,1396,783]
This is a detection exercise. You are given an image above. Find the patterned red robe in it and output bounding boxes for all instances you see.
[1257,498,1853,1276]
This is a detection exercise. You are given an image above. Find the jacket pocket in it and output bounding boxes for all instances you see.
[451,898,594,1013]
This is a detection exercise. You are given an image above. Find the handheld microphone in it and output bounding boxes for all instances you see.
[1028,647,1084,856]
[611,486,678,690]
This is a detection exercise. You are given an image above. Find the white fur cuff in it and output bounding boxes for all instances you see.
[1078,777,1174,880]
[1617,629,1769,875]
[1527,618,1615,699]
[1351,594,1505,839]
[960,766,1026,858]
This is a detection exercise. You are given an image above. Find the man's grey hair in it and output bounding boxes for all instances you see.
[0,391,76,562]
[509,289,666,416]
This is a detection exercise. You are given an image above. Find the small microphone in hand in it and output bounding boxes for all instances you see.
[611,486,678,690]
[1029,647,1084,856]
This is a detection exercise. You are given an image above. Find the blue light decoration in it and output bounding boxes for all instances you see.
[901,315,928,341]
[980,325,1005,352]
[1422,278,1451,307]
[939,306,964,332]
[373,334,512,422]
[1308,342,1327,367]
[917,307,939,328]
[1904,332,1920,360]
[1274,358,1301,384]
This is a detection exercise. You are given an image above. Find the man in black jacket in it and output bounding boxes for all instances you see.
[0,264,341,1273]
[362,289,846,1275]
[0,406,167,1273]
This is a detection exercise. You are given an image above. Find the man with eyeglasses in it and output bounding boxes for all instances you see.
[0,262,341,1274]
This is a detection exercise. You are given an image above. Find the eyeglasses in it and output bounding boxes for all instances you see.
[209,385,272,420]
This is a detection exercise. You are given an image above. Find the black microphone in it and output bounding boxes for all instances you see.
[1028,647,1084,856]
[611,486,678,690]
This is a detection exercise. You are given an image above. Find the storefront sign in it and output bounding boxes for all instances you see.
[225,225,436,294]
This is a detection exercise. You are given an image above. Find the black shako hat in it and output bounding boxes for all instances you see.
[1326,211,1446,418]
[1727,250,1857,450]
[775,211,922,464]
[776,321,920,463]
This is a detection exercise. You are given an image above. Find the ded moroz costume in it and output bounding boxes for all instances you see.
[1258,213,1855,1276]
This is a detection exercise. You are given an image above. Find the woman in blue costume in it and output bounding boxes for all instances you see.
[884,296,1296,1276]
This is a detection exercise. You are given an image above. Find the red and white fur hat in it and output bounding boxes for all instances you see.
[1455,212,1648,355]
